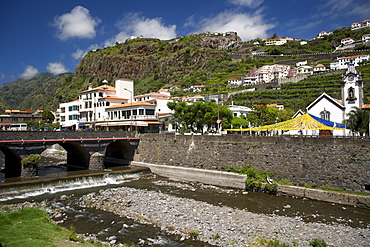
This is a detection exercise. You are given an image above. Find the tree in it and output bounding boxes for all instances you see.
[42,110,55,123]
[230,117,250,129]
[168,101,233,133]
[344,107,369,136]
[245,105,279,127]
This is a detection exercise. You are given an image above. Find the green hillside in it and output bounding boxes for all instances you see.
[0,27,369,113]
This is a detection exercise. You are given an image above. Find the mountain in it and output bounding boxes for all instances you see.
[0,72,73,112]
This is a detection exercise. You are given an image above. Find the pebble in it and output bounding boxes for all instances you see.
[77,187,369,247]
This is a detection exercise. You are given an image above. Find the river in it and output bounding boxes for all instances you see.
[0,160,370,246]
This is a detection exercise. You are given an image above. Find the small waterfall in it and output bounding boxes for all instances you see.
[0,173,140,202]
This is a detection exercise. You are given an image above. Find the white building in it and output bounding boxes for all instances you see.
[341,37,355,45]
[78,79,132,128]
[351,22,362,30]
[362,34,370,42]
[330,55,370,70]
[57,78,165,132]
[254,64,291,83]
[103,101,159,132]
[228,104,252,117]
[59,100,80,130]
[313,64,327,73]
[228,78,243,86]
[301,63,364,136]
[317,31,332,38]
[264,37,292,46]
[296,65,313,76]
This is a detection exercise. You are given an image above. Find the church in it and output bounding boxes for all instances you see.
[295,62,364,136]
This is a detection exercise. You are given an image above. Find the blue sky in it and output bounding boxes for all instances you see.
[0,0,369,85]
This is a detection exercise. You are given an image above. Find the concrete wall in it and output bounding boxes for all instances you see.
[131,161,247,189]
[277,185,370,208]
[135,133,370,192]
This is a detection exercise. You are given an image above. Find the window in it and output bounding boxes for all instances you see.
[133,110,137,116]
[146,109,155,115]
[139,109,144,115]
[106,102,110,106]
[320,110,330,121]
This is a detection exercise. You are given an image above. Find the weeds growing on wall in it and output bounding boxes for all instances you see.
[224,165,277,193]
[21,154,41,165]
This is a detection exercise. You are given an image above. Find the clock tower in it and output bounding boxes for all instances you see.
[342,62,363,117]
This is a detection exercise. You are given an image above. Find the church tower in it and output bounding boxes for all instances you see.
[342,62,363,117]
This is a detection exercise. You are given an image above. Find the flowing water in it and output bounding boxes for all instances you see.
[0,161,370,246]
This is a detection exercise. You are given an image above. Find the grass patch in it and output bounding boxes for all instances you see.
[0,207,101,246]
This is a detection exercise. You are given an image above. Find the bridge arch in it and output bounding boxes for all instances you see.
[58,142,90,169]
[0,145,22,178]
[104,140,135,166]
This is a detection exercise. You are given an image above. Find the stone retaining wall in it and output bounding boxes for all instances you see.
[135,133,370,192]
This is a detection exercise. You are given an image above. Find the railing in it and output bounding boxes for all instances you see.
[0,137,140,144]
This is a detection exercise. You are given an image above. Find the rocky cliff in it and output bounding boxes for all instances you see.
[75,33,242,84]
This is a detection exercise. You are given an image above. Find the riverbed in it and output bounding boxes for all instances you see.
[1,171,369,246]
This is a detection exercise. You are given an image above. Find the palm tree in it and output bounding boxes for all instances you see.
[344,107,369,136]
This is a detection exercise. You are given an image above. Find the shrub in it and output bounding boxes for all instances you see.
[21,154,41,165]
[225,165,276,193]
[309,238,327,247]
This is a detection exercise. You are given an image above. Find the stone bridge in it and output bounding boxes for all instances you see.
[0,131,139,178]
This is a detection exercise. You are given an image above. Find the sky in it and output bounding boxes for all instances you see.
[0,0,369,85]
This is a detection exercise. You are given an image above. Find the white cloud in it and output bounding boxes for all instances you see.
[46,62,68,75]
[194,11,274,41]
[72,49,85,60]
[229,0,264,8]
[0,73,4,80]
[319,0,370,18]
[53,6,101,40]
[72,44,101,60]
[21,66,38,79]
[104,13,177,46]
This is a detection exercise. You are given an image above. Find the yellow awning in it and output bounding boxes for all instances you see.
[226,113,346,132]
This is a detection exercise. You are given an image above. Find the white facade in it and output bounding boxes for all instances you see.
[306,93,345,124]
[362,34,370,42]
[313,64,326,73]
[228,78,243,85]
[78,80,131,126]
[330,55,370,70]
[296,65,313,75]
[341,38,355,45]
[58,100,80,130]
[228,104,252,117]
[255,64,290,83]
[351,22,362,30]
[304,63,363,136]
[265,38,288,46]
